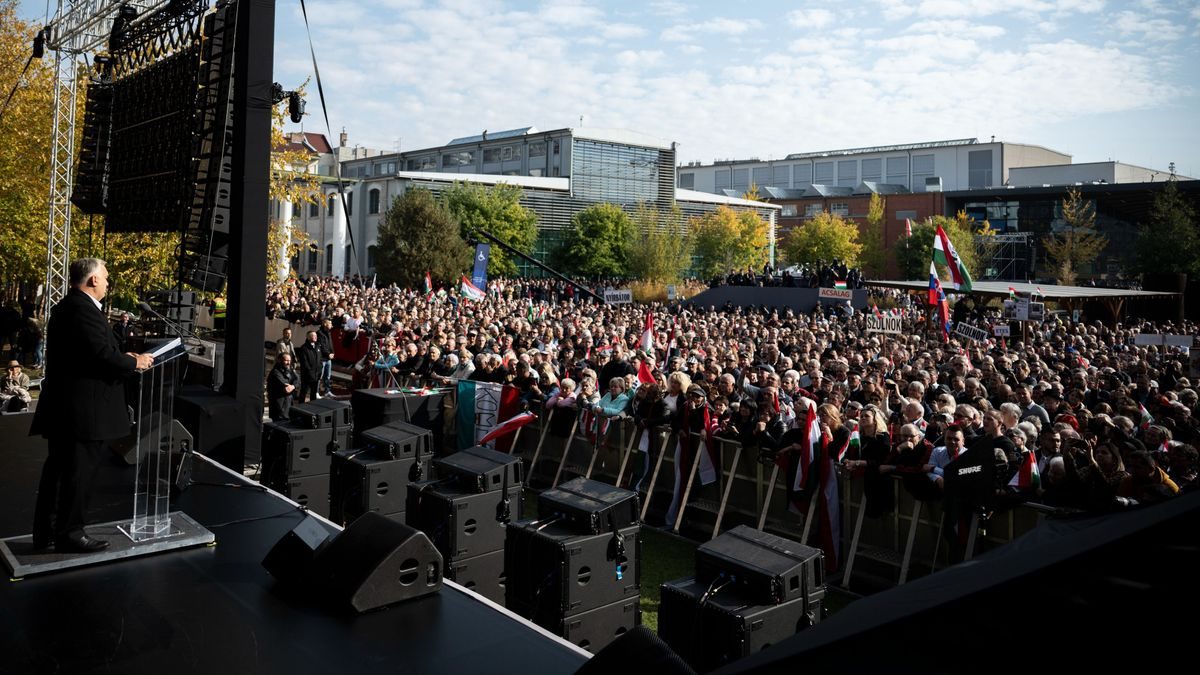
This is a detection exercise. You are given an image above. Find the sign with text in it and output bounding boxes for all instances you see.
[1134,333,1195,347]
[667,284,677,301]
[954,323,990,343]
[993,325,1011,337]
[865,315,902,334]
[818,287,853,301]
[1003,298,1045,321]
[604,288,633,305]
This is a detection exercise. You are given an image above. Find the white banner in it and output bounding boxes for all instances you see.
[603,288,633,304]
[954,323,990,342]
[992,325,1011,337]
[666,284,677,301]
[865,315,902,334]
[818,287,852,301]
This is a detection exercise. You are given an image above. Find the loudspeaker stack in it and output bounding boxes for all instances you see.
[351,387,447,448]
[405,445,523,604]
[261,399,353,517]
[658,525,825,671]
[330,420,432,525]
[505,477,642,653]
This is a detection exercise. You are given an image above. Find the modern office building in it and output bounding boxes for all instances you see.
[281,127,778,278]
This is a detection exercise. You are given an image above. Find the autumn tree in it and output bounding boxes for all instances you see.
[376,188,471,287]
[1042,188,1108,285]
[859,193,887,277]
[781,210,863,268]
[627,202,691,282]
[895,212,988,281]
[690,206,770,279]
[267,84,320,289]
[442,182,537,277]
[561,203,634,278]
[1136,175,1199,278]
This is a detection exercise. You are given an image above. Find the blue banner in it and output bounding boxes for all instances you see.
[471,243,490,290]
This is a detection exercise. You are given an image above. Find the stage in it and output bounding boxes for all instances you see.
[0,412,589,673]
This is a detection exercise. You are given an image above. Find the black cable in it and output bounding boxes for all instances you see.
[0,29,42,124]
[186,480,271,493]
[204,507,304,529]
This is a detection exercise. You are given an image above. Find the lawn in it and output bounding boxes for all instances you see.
[639,527,699,633]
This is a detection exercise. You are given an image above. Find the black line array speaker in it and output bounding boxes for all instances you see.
[262,512,443,613]
[446,549,506,605]
[695,525,824,607]
[329,449,430,526]
[289,398,353,430]
[406,480,523,560]
[174,385,247,469]
[351,389,447,444]
[360,421,431,463]
[658,577,822,671]
[276,474,330,517]
[262,421,349,482]
[554,597,640,654]
[433,445,523,494]
[538,477,640,535]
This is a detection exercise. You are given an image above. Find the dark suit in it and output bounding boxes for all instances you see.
[267,362,298,421]
[30,288,137,540]
[295,341,322,403]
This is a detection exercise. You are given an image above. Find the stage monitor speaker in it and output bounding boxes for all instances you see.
[433,445,523,494]
[289,398,353,430]
[111,415,193,466]
[538,477,640,535]
[262,421,348,484]
[573,626,694,675]
[406,480,523,560]
[505,519,640,622]
[262,514,332,586]
[360,420,432,462]
[315,511,443,613]
[446,549,506,605]
[329,449,430,526]
[658,576,822,671]
[175,385,247,469]
[695,525,824,607]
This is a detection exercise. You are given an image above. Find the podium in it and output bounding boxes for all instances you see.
[0,340,216,577]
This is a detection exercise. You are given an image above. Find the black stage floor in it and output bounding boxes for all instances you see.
[0,413,589,674]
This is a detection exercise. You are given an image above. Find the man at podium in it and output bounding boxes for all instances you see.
[29,258,155,553]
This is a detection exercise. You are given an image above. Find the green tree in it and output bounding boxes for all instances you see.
[561,203,633,277]
[1042,188,1108,285]
[895,212,985,281]
[859,193,887,277]
[690,206,769,279]
[1136,175,1199,278]
[628,202,692,282]
[442,182,537,277]
[376,189,471,287]
[781,211,863,268]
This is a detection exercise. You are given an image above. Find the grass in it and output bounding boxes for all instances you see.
[639,528,699,633]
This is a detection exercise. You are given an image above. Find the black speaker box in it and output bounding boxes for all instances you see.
[329,449,430,526]
[658,577,822,672]
[314,511,443,613]
[538,477,640,535]
[262,421,348,483]
[406,480,523,560]
[433,445,523,494]
[695,525,824,607]
[505,519,640,621]
[352,388,446,440]
[276,474,330,517]
[262,515,333,585]
[360,420,432,461]
[111,415,193,466]
[446,549,506,605]
[175,385,247,469]
[511,596,640,655]
[290,398,353,430]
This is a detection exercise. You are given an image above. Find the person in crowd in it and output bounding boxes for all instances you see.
[926,424,966,490]
[844,405,895,517]
[665,385,716,527]
[317,318,334,396]
[1,360,32,412]
[628,382,666,491]
[112,312,133,352]
[1117,450,1180,505]
[295,330,324,403]
[275,326,295,362]
[268,352,298,421]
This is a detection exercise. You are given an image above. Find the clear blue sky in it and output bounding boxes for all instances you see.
[19,0,1200,176]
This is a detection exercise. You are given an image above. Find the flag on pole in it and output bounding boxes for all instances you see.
[666,319,677,363]
[424,272,433,294]
[641,311,654,354]
[932,224,973,292]
[456,381,521,450]
[1035,286,1045,298]
[904,218,913,237]
[834,280,848,290]
[637,360,655,385]
[928,262,942,306]
[871,304,883,320]
[1138,402,1154,430]
[459,275,486,301]
[930,262,951,340]
[478,411,538,446]
[838,427,858,463]
[1007,286,1018,299]
[818,436,841,572]
[1007,449,1040,491]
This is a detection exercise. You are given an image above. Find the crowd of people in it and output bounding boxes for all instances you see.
[264,274,1198,537]
[717,260,865,289]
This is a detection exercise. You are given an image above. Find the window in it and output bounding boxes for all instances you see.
[805,203,823,217]
[327,195,336,216]
[307,247,318,270]
[407,156,436,171]
[483,148,503,163]
[678,173,695,189]
[529,142,546,158]
[896,209,918,221]
[325,244,333,274]
[814,161,834,184]
[968,150,993,188]
[781,204,797,217]
[830,202,849,216]
[344,245,351,277]
[752,167,770,187]
[732,168,749,192]
[386,162,396,174]
[309,201,318,218]
[793,163,812,185]
[442,151,474,167]
[862,158,882,182]
[837,160,857,187]
[368,188,381,214]
[569,139,660,203]
[529,168,544,177]
[503,146,520,161]
[347,192,353,216]
[714,169,731,190]
[553,141,560,155]
[886,156,908,186]
[367,245,377,270]
[770,165,789,187]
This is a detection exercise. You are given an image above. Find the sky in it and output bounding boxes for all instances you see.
[20,0,1200,177]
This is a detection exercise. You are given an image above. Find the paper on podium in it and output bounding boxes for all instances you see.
[149,337,182,358]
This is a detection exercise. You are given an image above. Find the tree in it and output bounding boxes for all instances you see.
[1041,188,1108,285]
[375,188,471,287]
[628,202,692,282]
[895,212,986,281]
[859,193,887,277]
[690,206,770,279]
[781,211,863,268]
[1136,175,1199,278]
[268,84,320,289]
[441,182,538,277]
[561,203,634,278]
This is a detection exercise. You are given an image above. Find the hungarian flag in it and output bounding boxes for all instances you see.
[459,275,486,301]
[871,304,883,320]
[581,407,612,444]
[478,411,537,446]
[841,426,860,462]
[1035,286,1045,298]
[637,360,655,385]
[424,272,433,294]
[1007,286,1018,299]
[782,403,821,503]
[456,381,521,450]
[641,311,655,354]
[817,435,841,572]
[904,218,913,237]
[1138,402,1154,430]
[666,320,677,362]
[1008,449,1040,491]
[932,224,973,292]
[834,280,848,290]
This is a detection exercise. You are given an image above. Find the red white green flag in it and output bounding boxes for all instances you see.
[932,224,973,292]
[1008,449,1040,491]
